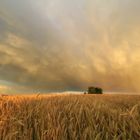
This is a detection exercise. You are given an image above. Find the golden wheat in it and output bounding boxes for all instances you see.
[0,94,140,140]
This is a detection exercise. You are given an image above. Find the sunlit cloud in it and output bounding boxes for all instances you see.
[0,0,140,93]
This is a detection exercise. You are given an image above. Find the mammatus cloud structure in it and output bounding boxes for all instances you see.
[0,0,140,93]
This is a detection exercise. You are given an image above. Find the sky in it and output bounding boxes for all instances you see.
[0,0,140,93]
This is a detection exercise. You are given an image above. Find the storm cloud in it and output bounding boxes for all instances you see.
[0,0,140,92]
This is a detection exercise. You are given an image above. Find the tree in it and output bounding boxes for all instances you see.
[87,87,103,94]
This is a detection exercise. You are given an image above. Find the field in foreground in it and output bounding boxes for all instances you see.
[0,94,140,140]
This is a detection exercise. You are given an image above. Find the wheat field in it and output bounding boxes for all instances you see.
[0,94,140,140]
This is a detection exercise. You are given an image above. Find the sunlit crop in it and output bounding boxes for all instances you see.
[0,94,140,140]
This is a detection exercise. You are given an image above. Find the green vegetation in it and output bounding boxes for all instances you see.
[87,87,103,94]
[0,94,140,140]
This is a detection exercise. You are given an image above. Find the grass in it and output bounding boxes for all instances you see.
[0,94,140,140]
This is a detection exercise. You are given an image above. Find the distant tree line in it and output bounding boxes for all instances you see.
[84,87,103,94]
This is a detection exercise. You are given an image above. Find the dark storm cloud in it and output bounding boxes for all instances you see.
[0,0,140,92]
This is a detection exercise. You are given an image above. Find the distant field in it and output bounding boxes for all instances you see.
[0,94,140,140]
